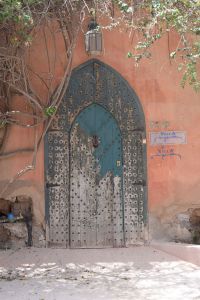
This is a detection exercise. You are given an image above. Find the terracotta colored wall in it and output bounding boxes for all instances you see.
[73,28,200,241]
[1,23,199,243]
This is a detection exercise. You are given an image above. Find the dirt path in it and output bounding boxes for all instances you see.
[0,247,200,300]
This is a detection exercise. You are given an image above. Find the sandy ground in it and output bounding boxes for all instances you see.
[0,246,200,300]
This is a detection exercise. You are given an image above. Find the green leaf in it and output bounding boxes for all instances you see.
[44,106,57,117]
[127,52,133,58]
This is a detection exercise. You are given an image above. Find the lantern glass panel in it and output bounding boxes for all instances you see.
[85,30,102,55]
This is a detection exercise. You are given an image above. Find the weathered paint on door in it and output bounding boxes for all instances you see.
[70,104,124,248]
[45,59,147,248]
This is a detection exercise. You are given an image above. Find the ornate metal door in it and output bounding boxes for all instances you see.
[45,59,147,248]
[70,104,124,248]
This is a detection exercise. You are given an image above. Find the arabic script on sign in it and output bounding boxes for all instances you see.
[150,131,187,145]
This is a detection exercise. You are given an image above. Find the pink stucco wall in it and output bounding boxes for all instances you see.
[1,22,199,242]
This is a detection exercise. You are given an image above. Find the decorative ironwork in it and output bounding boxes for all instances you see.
[45,59,147,248]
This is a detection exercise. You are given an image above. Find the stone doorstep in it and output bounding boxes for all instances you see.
[151,242,200,267]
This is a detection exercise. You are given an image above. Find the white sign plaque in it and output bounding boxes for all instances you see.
[150,131,187,145]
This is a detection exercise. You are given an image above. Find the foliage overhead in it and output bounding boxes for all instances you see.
[122,0,200,91]
[0,0,199,91]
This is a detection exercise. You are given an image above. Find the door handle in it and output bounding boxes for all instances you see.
[46,183,60,188]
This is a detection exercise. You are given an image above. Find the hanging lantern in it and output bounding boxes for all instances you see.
[85,19,102,56]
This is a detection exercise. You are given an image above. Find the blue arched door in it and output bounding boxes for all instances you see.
[45,59,147,248]
[70,104,124,248]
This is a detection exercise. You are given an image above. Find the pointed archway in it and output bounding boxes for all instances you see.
[45,59,147,248]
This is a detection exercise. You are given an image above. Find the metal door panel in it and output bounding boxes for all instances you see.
[45,131,69,247]
[45,59,147,248]
[70,125,97,248]
[70,104,123,248]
